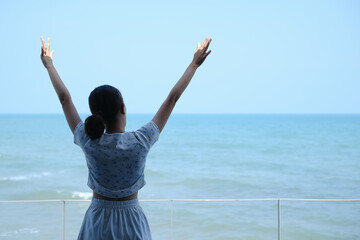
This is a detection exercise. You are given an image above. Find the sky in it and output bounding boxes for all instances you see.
[0,0,359,114]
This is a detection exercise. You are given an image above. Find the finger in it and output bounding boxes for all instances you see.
[41,36,45,47]
[203,38,212,53]
[195,43,200,53]
[200,37,209,48]
[204,50,211,58]
[50,50,54,59]
[207,37,212,47]
[47,38,50,53]
[200,38,207,48]
[41,46,44,56]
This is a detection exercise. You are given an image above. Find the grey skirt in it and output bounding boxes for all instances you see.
[78,198,152,240]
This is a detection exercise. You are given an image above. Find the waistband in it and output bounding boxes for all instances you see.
[90,197,139,209]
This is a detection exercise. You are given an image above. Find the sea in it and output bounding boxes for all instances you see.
[0,114,359,240]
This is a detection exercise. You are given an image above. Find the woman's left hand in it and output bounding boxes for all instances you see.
[40,36,54,68]
[191,37,212,67]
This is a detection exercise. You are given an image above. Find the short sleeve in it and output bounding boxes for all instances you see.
[74,121,90,148]
[134,121,160,150]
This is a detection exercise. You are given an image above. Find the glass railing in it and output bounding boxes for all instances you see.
[1,198,359,240]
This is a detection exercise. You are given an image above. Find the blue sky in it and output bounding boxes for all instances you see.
[0,0,359,114]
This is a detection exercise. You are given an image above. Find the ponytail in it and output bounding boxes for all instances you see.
[85,114,105,140]
[86,85,124,139]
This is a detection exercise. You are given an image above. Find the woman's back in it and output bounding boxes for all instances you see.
[74,121,160,198]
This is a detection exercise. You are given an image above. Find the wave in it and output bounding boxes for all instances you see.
[0,228,39,237]
[71,191,92,200]
[0,172,51,181]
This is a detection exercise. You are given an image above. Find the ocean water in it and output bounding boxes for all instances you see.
[0,114,359,239]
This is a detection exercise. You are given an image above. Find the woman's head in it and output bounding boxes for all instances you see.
[85,85,125,139]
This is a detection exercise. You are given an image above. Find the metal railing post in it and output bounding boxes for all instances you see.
[62,200,65,240]
[171,200,174,240]
[278,199,281,240]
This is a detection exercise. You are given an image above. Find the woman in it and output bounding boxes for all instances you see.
[40,36,212,239]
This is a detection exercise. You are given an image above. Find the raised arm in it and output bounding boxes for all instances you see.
[152,37,212,132]
[40,36,81,134]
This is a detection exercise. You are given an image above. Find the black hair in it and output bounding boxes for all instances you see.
[85,85,124,139]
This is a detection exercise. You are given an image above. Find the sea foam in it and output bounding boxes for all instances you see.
[71,191,92,200]
[0,228,39,237]
[0,172,51,181]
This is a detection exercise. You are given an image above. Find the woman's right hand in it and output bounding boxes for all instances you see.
[40,36,55,68]
[191,37,212,67]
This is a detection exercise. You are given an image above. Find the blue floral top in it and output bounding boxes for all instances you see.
[74,121,160,198]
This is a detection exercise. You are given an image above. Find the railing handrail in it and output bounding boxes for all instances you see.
[1,198,360,203]
[1,198,359,240]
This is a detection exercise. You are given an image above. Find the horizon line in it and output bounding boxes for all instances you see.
[0,113,359,115]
